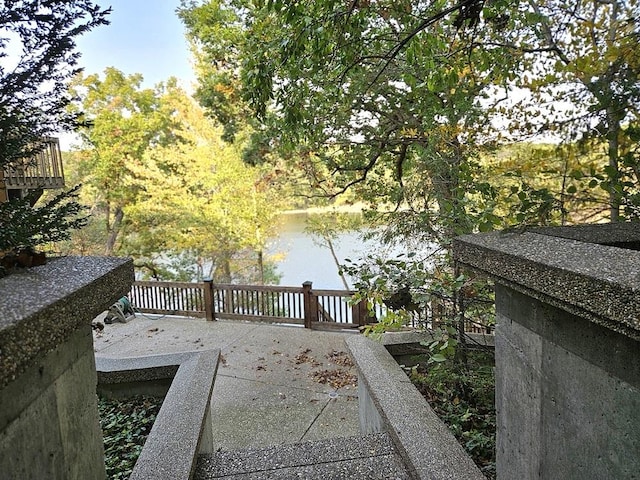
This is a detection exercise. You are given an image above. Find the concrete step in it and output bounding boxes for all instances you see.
[194,432,411,479]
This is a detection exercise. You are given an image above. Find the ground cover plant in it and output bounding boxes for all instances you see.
[98,394,163,480]
[407,349,496,479]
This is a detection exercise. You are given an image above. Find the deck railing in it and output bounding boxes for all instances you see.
[211,281,371,328]
[127,280,493,333]
[3,137,65,190]
[128,280,370,328]
[129,281,211,319]
[212,283,305,324]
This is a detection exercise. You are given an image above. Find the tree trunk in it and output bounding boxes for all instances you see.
[257,250,264,285]
[606,106,621,222]
[453,263,469,370]
[215,257,232,283]
[105,206,124,255]
[326,236,350,291]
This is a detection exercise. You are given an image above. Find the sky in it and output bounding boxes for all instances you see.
[76,0,195,89]
[58,0,196,148]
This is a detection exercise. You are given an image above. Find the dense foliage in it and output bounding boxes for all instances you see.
[409,350,496,478]
[180,0,640,227]
[0,0,109,165]
[64,69,285,282]
[69,68,184,255]
[0,186,87,252]
[0,1,108,272]
[98,394,162,480]
[178,0,640,337]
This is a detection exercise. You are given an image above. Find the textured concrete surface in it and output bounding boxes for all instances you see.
[1,327,106,480]
[454,224,640,479]
[0,255,133,389]
[196,433,410,479]
[533,221,640,247]
[453,227,640,340]
[94,317,361,451]
[495,286,640,480]
[347,335,485,480]
[0,256,133,480]
[129,349,220,480]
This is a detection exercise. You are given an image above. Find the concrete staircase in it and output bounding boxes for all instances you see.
[194,433,411,479]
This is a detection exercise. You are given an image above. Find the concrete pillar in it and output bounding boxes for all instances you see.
[0,256,134,480]
[454,223,640,479]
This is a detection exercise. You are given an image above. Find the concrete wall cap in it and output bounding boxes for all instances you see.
[0,256,134,390]
[453,224,640,341]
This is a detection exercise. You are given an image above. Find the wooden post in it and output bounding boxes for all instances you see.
[354,299,365,327]
[430,298,444,330]
[203,279,215,321]
[0,171,7,203]
[302,281,317,329]
[354,298,376,327]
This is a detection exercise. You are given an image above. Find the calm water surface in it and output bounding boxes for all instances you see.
[268,212,386,290]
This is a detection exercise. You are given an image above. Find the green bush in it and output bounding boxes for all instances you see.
[408,350,496,478]
[98,395,163,480]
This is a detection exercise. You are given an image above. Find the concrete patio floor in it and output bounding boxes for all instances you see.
[93,315,361,452]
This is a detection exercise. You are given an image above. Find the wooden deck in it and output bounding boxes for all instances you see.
[2,137,65,192]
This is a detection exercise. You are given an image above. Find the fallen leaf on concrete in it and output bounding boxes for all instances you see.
[293,348,320,366]
[310,369,357,389]
[326,350,354,367]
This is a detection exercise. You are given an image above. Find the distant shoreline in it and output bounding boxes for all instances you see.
[281,203,367,215]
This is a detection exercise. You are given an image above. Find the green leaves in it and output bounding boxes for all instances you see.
[68,68,187,253]
[408,350,496,476]
[0,185,88,252]
[98,395,162,480]
[0,1,109,167]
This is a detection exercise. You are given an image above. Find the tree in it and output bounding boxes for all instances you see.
[496,0,640,221]
[0,1,108,272]
[178,0,525,346]
[180,0,639,345]
[65,82,283,283]
[0,0,109,166]
[305,212,363,290]
[126,135,283,283]
[70,68,183,254]
[179,1,518,242]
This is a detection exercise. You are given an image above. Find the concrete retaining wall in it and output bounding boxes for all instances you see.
[495,285,640,479]
[454,223,640,479]
[97,350,221,480]
[0,256,134,480]
[347,335,485,480]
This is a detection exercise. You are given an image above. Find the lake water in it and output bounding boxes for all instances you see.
[269,212,389,290]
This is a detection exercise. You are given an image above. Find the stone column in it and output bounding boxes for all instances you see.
[0,256,134,480]
[454,223,640,480]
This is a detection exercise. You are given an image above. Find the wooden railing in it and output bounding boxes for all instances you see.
[3,137,65,190]
[211,283,305,324]
[127,280,493,333]
[128,280,370,328]
[129,281,212,319]
[211,281,371,328]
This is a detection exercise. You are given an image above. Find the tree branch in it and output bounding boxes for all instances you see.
[367,0,485,88]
